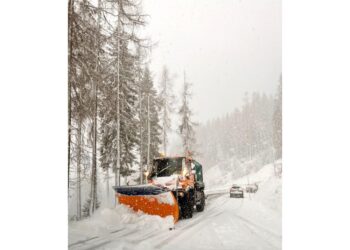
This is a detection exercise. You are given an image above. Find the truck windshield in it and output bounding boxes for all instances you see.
[153,158,183,177]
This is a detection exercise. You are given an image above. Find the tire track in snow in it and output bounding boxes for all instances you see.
[226,194,281,248]
[150,194,234,248]
[229,216,281,250]
[68,236,100,247]
[152,210,227,249]
[69,227,138,250]
[70,193,275,250]
[101,194,231,249]
[233,213,281,239]
[154,194,278,250]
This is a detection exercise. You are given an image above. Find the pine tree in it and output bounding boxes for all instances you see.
[68,0,155,218]
[135,47,145,184]
[68,0,105,218]
[178,72,197,155]
[139,66,162,179]
[158,65,175,155]
[88,0,103,216]
[119,40,138,183]
[98,0,146,187]
[195,89,275,170]
[273,76,282,160]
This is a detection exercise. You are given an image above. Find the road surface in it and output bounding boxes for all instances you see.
[69,192,281,250]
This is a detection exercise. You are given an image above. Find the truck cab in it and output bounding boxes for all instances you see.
[147,156,206,218]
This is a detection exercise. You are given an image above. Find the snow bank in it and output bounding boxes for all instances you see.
[254,175,282,213]
[235,161,282,213]
[69,204,174,245]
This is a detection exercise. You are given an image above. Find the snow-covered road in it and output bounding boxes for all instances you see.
[69,192,281,250]
[161,193,281,250]
[69,163,281,250]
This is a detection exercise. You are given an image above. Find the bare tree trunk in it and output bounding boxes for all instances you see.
[90,80,98,214]
[114,162,118,186]
[184,72,189,154]
[76,119,82,220]
[163,123,166,155]
[89,0,101,215]
[106,167,110,199]
[139,84,143,184]
[68,0,75,189]
[68,77,72,189]
[163,78,167,155]
[147,94,151,172]
[116,55,121,185]
[115,4,121,187]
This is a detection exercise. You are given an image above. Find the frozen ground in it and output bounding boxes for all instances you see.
[69,162,281,250]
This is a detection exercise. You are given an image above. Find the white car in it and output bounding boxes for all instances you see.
[245,183,258,193]
[230,184,244,198]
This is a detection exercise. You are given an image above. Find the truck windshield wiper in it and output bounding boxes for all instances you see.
[156,164,175,176]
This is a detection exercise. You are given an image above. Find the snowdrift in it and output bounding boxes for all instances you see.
[69,204,174,246]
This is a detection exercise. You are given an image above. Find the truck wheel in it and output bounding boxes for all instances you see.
[196,191,205,212]
[180,193,194,219]
[182,201,193,219]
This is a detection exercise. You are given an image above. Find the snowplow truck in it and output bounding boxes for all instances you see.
[113,156,205,222]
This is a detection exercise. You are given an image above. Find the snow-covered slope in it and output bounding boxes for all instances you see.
[254,174,282,212]
[205,158,281,193]
[205,160,282,215]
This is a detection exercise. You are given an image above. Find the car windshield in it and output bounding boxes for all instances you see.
[232,186,240,189]
[153,158,183,177]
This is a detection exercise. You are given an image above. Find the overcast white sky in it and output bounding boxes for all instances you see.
[142,0,281,123]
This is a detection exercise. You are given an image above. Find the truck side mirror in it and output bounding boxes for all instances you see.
[191,162,195,170]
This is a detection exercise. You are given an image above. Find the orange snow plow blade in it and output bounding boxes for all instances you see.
[114,185,179,223]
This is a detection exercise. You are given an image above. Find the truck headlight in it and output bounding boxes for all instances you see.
[182,167,188,176]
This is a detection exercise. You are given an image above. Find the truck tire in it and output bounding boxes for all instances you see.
[196,191,205,212]
[182,201,193,219]
[180,192,194,219]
